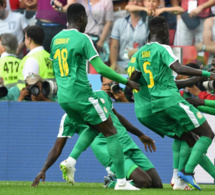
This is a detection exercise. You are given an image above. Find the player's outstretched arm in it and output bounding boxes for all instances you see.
[170,60,215,80]
[175,76,208,90]
[90,57,140,91]
[171,61,215,80]
[112,108,156,152]
[31,138,67,187]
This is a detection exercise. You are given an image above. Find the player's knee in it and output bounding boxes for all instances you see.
[135,177,152,188]
[152,180,163,188]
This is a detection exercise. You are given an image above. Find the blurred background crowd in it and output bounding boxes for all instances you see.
[1,0,215,104]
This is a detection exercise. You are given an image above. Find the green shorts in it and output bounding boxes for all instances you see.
[110,148,154,179]
[60,95,109,125]
[138,101,205,138]
[57,113,89,138]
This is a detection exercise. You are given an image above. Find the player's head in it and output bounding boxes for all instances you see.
[0,33,18,54]
[148,16,169,45]
[67,3,87,33]
[24,25,44,47]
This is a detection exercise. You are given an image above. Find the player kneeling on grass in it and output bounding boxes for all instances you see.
[32,90,163,189]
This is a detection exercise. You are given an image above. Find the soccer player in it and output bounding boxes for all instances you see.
[128,52,215,190]
[32,90,163,189]
[129,53,215,190]
[128,16,215,191]
[49,3,140,190]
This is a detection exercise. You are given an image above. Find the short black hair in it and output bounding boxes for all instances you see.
[67,3,86,24]
[25,26,44,45]
[148,16,169,41]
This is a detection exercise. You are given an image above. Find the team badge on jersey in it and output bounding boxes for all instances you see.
[100,98,105,104]
[197,112,203,119]
[103,106,108,113]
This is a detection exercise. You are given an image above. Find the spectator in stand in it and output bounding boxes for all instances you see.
[195,16,215,66]
[0,33,21,88]
[118,0,184,70]
[72,0,114,64]
[110,0,148,74]
[173,0,215,46]
[0,0,29,58]
[17,0,37,26]
[17,26,55,91]
[36,0,75,52]
[113,0,129,22]
[125,0,184,16]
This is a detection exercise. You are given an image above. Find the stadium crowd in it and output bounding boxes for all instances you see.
[1,0,215,191]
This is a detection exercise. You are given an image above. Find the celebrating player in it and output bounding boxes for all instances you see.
[49,3,140,190]
[129,16,215,191]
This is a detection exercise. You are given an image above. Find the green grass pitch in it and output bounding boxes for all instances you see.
[1,182,215,195]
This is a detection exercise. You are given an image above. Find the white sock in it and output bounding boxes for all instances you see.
[117,178,126,186]
[173,169,178,178]
[67,157,76,166]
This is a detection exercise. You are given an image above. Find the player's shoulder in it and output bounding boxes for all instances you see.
[94,90,107,97]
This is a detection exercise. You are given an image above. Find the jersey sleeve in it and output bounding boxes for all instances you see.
[134,52,141,71]
[161,45,178,67]
[82,34,99,61]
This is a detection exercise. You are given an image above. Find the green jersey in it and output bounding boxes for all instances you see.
[127,53,152,118]
[135,42,184,112]
[50,29,99,103]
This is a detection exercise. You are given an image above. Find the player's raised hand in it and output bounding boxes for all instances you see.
[139,135,156,152]
[32,171,46,187]
[126,80,140,91]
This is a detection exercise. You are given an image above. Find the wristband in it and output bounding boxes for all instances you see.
[202,70,211,78]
